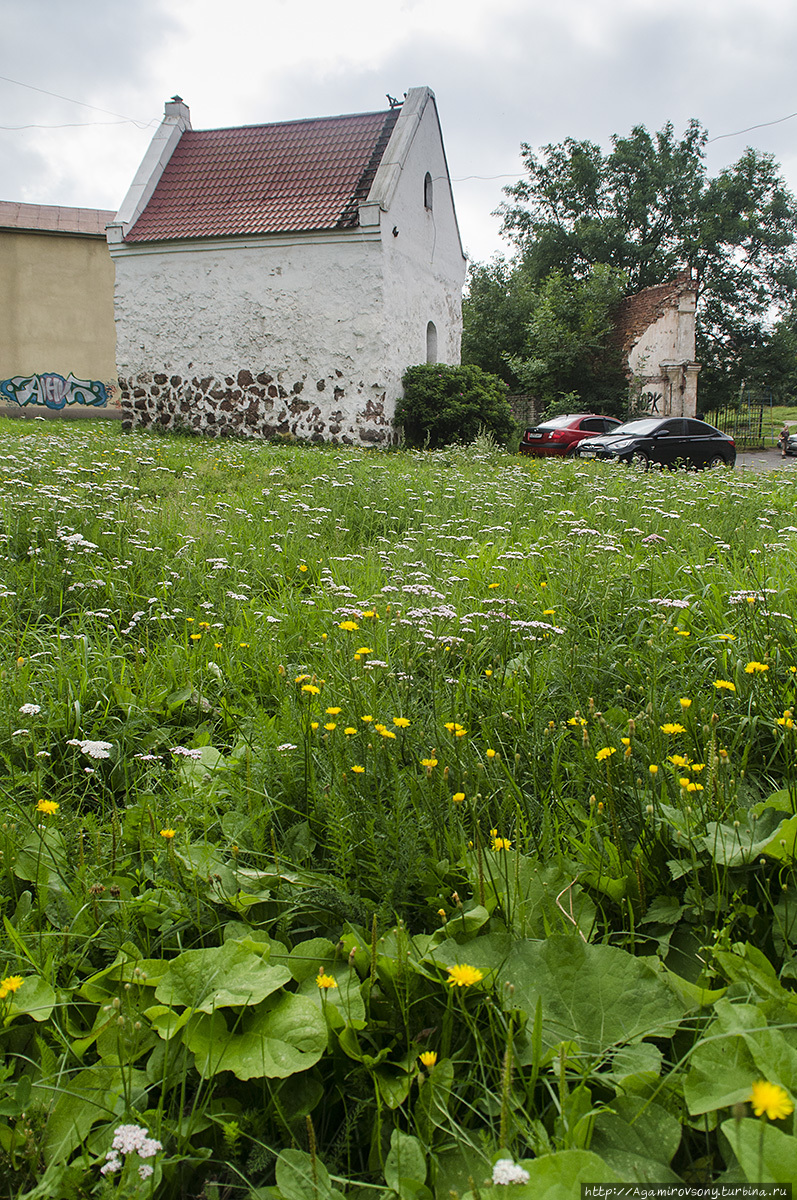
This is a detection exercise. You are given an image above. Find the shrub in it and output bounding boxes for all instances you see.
[395,363,516,449]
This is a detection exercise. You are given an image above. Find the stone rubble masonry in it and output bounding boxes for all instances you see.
[118,368,397,445]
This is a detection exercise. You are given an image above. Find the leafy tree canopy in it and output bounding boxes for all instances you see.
[464,120,797,410]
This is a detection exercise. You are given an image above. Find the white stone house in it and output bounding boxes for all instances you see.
[108,89,467,443]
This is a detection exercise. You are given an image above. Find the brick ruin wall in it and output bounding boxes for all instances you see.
[118,369,398,445]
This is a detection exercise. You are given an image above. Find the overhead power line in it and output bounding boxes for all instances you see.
[0,74,155,129]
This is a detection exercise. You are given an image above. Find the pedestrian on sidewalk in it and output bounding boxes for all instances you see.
[778,424,790,458]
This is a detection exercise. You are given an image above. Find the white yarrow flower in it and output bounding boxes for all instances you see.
[67,739,113,759]
[18,704,41,716]
[492,1160,530,1186]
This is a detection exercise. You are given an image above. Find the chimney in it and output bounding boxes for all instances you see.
[165,95,191,128]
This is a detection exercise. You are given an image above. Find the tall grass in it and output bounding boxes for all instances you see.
[0,422,795,1195]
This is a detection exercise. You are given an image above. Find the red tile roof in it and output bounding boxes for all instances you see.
[125,108,400,243]
[0,201,115,236]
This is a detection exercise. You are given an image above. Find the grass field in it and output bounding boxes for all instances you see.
[1,420,797,1196]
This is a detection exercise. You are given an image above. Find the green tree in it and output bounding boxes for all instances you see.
[469,120,797,408]
[504,264,628,415]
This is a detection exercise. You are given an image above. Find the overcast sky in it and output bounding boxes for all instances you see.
[3,0,797,264]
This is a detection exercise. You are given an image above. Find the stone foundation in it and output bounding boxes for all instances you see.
[118,369,398,445]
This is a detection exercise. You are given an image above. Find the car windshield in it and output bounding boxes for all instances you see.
[607,419,663,436]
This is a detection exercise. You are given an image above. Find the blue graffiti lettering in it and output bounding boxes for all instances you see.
[0,373,108,409]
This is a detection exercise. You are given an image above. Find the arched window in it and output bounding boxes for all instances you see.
[424,172,433,210]
[426,321,438,363]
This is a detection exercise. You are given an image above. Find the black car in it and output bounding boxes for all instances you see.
[785,433,797,457]
[576,416,736,469]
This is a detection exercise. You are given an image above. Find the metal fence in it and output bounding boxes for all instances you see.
[702,391,776,449]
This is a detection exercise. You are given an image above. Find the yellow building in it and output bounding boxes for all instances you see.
[0,201,118,411]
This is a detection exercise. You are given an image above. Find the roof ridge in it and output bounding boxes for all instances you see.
[192,109,394,136]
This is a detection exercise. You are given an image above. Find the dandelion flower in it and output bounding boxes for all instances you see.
[361,715,373,723]
[418,1050,437,1068]
[326,707,342,715]
[160,829,175,839]
[660,723,686,735]
[338,620,359,631]
[745,661,769,674]
[596,746,616,762]
[492,836,512,851]
[0,976,23,1000]
[486,748,497,758]
[344,727,357,736]
[750,1080,794,1120]
[324,722,336,731]
[446,963,484,988]
[452,792,465,804]
[679,698,692,709]
[714,680,736,691]
[301,684,321,695]
[351,765,365,774]
[36,799,59,815]
[649,764,659,775]
[356,647,372,655]
[420,758,438,769]
[316,971,338,989]
[393,717,410,728]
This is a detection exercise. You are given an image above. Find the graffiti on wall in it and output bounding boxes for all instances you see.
[0,373,108,409]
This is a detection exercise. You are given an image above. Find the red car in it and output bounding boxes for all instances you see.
[519,413,622,457]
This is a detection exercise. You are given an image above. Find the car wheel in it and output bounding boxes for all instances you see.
[707,454,728,468]
[629,451,648,470]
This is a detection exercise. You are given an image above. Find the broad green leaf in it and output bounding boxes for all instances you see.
[186,991,326,1080]
[385,1129,426,1196]
[42,1066,145,1164]
[713,943,797,1009]
[155,942,290,1011]
[590,1095,682,1182]
[721,1117,797,1183]
[504,936,685,1056]
[276,1148,335,1200]
[282,938,338,982]
[7,975,55,1023]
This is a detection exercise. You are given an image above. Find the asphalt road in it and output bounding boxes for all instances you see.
[736,448,797,473]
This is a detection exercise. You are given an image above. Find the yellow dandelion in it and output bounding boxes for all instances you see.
[0,976,24,1001]
[452,792,465,804]
[393,717,410,728]
[420,757,438,769]
[338,620,359,632]
[714,680,736,692]
[419,1050,438,1068]
[745,661,769,674]
[361,715,373,723]
[310,721,319,730]
[316,971,338,989]
[36,799,59,815]
[299,564,308,572]
[351,765,365,774]
[190,633,202,641]
[446,963,484,988]
[649,764,659,775]
[324,722,337,731]
[750,1080,794,1120]
[485,748,497,758]
[660,723,686,734]
[596,746,617,762]
[492,836,512,851]
[679,698,692,709]
[344,727,357,736]
[356,646,372,655]
[160,828,176,839]
[302,684,321,695]
[326,707,342,715]
[484,668,493,677]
